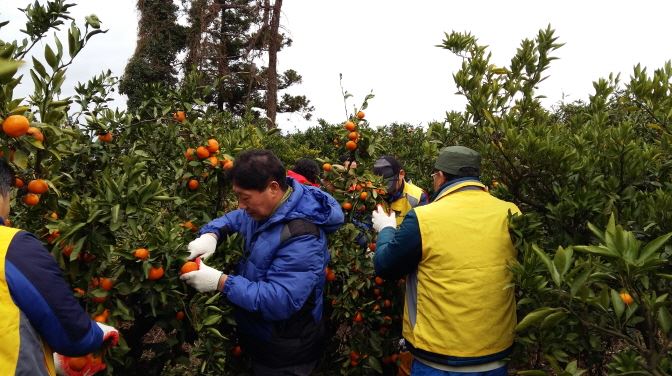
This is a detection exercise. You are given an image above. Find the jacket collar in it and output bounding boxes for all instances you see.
[431,177,485,202]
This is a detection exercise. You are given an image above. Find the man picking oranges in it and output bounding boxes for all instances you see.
[181,150,343,375]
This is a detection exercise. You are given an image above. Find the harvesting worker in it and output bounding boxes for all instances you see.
[371,146,521,375]
[181,149,344,375]
[372,156,428,225]
[287,158,321,187]
[0,159,119,376]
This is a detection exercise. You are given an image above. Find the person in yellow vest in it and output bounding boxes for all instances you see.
[371,146,521,376]
[373,156,428,225]
[0,159,119,376]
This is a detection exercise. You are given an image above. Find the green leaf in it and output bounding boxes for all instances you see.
[517,371,547,376]
[574,245,617,258]
[12,150,28,170]
[45,44,58,69]
[540,311,568,329]
[610,289,625,320]
[570,267,590,297]
[516,307,555,332]
[657,306,672,334]
[638,232,672,264]
[0,59,22,76]
[31,57,47,78]
[366,356,383,374]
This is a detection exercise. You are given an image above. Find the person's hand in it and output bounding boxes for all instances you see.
[54,353,107,376]
[180,260,224,292]
[187,233,218,260]
[96,322,119,347]
[372,205,396,232]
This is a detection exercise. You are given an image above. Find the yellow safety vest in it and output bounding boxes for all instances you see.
[390,181,425,226]
[0,226,55,376]
[404,181,520,358]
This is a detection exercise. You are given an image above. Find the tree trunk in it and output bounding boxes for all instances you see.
[265,0,282,128]
[216,0,229,112]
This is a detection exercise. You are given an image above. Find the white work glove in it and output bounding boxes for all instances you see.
[180,260,223,292]
[187,233,218,260]
[372,205,397,232]
[96,322,119,346]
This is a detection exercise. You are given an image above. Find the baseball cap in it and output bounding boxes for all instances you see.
[373,156,402,179]
[434,146,481,175]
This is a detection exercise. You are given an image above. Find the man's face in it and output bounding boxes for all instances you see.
[233,181,283,221]
[431,170,445,192]
[384,170,405,196]
[0,193,9,220]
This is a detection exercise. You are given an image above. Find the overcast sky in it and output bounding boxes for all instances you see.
[2,1,672,133]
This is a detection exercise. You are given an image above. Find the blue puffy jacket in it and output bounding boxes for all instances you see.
[200,178,343,366]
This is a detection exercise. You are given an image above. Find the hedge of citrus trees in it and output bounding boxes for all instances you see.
[2,2,672,375]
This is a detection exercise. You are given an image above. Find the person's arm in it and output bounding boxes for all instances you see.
[223,232,325,321]
[199,209,247,239]
[374,209,422,280]
[5,232,103,356]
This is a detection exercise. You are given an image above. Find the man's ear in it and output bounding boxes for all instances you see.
[268,181,281,194]
[399,169,406,178]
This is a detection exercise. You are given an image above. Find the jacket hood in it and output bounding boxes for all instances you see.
[270,178,344,233]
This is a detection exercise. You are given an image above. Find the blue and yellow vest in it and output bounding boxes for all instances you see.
[404,180,520,361]
[390,181,425,226]
[0,226,55,376]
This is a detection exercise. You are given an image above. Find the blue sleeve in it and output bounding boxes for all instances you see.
[6,232,103,356]
[418,191,429,206]
[223,234,325,321]
[374,209,422,280]
[199,209,246,239]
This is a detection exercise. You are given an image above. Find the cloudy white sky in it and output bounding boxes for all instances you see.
[2,1,672,133]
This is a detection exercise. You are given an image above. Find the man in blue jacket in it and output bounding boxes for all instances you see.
[181,149,344,375]
[0,159,118,376]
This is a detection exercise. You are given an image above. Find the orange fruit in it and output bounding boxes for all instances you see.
[175,311,185,320]
[188,179,199,191]
[14,177,24,188]
[62,243,74,257]
[173,111,186,122]
[222,159,234,170]
[344,121,356,132]
[93,313,107,323]
[27,126,44,142]
[2,115,30,137]
[208,156,218,167]
[375,276,384,285]
[184,148,196,161]
[49,211,58,220]
[206,138,219,153]
[348,131,358,141]
[350,351,360,361]
[196,146,210,159]
[369,242,376,252]
[99,277,114,291]
[359,191,368,200]
[353,311,364,323]
[73,287,86,296]
[148,266,164,280]
[383,299,392,308]
[325,267,336,282]
[373,288,381,297]
[133,247,150,260]
[232,345,243,358]
[68,356,88,371]
[322,163,332,172]
[27,179,48,194]
[341,202,352,211]
[98,132,113,143]
[91,294,107,303]
[356,111,365,119]
[181,221,198,233]
[620,292,634,305]
[22,193,39,206]
[180,261,199,275]
[345,140,357,151]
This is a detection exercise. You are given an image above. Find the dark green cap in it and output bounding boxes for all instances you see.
[434,146,481,175]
